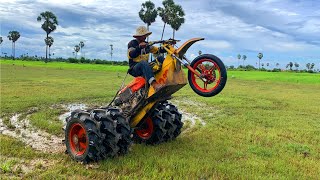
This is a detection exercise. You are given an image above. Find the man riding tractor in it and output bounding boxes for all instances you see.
[127,26,166,92]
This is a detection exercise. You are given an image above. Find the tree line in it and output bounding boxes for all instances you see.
[233,52,318,72]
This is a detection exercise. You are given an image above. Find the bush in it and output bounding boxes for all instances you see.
[272,68,281,72]
[68,58,79,63]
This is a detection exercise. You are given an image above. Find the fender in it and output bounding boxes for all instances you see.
[176,38,204,58]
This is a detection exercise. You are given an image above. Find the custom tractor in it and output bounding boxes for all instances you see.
[65,38,227,163]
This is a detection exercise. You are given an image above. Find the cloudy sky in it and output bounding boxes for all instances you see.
[0,0,319,68]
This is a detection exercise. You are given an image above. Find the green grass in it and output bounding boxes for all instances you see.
[1,59,320,179]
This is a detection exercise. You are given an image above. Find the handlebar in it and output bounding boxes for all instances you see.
[148,39,181,46]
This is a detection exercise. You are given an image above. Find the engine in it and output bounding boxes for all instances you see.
[113,87,146,118]
[112,77,147,118]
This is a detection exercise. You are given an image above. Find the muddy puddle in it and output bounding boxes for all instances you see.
[0,114,64,153]
[58,104,87,124]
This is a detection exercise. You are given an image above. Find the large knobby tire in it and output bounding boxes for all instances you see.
[163,102,183,139]
[105,108,133,155]
[91,108,133,156]
[188,54,227,97]
[65,112,106,163]
[133,102,183,144]
[65,108,132,163]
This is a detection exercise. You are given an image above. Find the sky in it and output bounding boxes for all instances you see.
[0,0,319,69]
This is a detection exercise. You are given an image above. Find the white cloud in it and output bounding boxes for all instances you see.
[0,0,319,66]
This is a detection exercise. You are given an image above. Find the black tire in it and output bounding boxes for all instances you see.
[133,102,183,144]
[65,112,106,163]
[163,102,183,139]
[133,104,167,145]
[106,108,133,155]
[91,108,133,156]
[188,54,227,97]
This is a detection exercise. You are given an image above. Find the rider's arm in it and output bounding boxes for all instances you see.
[127,40,141,59]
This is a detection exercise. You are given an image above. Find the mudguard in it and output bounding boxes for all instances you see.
[176,38,204,58]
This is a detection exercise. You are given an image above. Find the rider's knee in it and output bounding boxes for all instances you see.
[140,61,149,66]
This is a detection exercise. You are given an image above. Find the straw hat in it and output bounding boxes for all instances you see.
[133,26,152,38]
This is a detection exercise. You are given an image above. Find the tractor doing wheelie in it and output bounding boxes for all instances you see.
[65,38,227,163]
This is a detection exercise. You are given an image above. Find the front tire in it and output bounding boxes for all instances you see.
[188,54,227,97]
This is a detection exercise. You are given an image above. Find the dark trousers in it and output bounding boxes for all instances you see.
[129,56,164,84]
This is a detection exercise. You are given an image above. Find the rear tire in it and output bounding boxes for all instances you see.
[65,108,133,163]
[133,102,183,144]
[65,114,106,163]
[163,102,183,139]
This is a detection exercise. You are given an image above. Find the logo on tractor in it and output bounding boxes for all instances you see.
[158,69,168,84]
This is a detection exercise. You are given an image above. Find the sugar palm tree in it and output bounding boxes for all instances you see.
[257,52,263,70]
[7,31,21,59]
[169,3,185,39]
[306,63,311,70]
[242,55,247,66]
[310,63,315,70]
[288,62,293,70]
[294,62,299,71]
[158,0,175,40]
[79,41,85,58]
[139,1,157,41]
[74,45,80,59]
[45,36,54,60]
[237,54,241,67]
[37,11,58,62]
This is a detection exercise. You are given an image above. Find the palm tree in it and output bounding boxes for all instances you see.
[276,63,280,67]
[310,63,315,70]
[289,62,293,70]
[37,11,59,62]
[158,0,175,40]
[45,36,54,60]
[237,54,241,67]
[7,31,21,59]
[294,62,299,71]
[286,63,290,70]
[257,52,263,70]
[74,45,80,59]
[242,55,247,66]
[306,63,311,70]
[198,50,202,56]
[79,41,85,58]
[169,3,185,39]
[139,1,158,41]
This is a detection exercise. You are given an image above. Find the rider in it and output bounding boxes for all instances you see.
[127,26,166,91]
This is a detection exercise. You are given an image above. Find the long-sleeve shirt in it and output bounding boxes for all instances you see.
[127,39,165,68]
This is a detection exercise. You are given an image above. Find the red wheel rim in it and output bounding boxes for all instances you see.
[135,117,154,139]
[69,123,88,156]
[191,58,221,93]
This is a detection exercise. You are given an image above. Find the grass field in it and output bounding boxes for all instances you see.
[1,60,320,179]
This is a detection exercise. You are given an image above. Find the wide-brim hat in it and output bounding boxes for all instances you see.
[133,26,152,37]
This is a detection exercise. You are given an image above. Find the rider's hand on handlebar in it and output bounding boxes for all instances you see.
[139,42,148,49]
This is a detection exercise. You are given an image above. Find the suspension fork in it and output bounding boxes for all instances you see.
[171,54,207,82]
